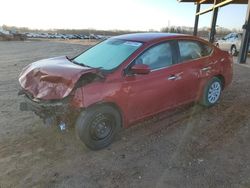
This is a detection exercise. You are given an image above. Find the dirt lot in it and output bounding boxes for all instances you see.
[0,41,249,188]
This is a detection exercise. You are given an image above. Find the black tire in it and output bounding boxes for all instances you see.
[76,105,121,150]
[200,77,222,107]
[230,45,238,56]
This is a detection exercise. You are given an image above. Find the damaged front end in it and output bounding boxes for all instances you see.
[19,89,77,128]
[18,56,103,129]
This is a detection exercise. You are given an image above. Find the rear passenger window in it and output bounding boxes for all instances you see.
[178,41,212,62]
[178,41,202,61]
[200,42,213,57]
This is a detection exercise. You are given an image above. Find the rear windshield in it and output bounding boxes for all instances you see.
[74,39,142,70]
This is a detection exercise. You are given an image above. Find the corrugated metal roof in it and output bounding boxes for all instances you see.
[178,0,247,4]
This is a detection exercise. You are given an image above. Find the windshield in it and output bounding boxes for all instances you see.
[74,39,143,70]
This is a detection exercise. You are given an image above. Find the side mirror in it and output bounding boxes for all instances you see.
[131,64,150,75]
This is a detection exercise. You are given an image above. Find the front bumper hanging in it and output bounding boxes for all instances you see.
[18,87,80,124]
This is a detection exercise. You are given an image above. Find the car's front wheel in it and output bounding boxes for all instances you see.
[200,77,222,107]
[75,105,121,150]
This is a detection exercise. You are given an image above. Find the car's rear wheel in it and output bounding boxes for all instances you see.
[200,77,222,107]
[75,105,121,150]
[230,45,238,56]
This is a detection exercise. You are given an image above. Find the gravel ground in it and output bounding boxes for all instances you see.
[0,41,249,188]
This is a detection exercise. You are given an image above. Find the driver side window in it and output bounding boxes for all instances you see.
[134,42,173,70]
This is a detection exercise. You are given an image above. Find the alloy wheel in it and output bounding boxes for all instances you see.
[208,81,221,104]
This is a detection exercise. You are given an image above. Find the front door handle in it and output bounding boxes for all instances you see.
[168,72,183,81]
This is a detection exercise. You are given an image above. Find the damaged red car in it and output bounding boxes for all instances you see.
[18,33,233,150]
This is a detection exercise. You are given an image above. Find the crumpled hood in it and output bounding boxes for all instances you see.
[19,56,98,100]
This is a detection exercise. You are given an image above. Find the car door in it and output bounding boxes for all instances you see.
[123,41,181,123]
[174,40,214,104]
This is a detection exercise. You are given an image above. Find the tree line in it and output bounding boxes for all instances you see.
[2,24,242,38]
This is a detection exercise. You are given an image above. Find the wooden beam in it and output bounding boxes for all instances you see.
[198,0,211,3]
[196,0,234,15]
[214,0,234,7]
[196,7,214,15]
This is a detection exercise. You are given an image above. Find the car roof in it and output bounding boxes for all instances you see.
[112,32,192,43]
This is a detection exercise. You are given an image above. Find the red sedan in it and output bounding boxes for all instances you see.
[19,33,233,150]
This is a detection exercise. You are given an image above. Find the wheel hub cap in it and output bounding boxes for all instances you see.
[90,114,113,140]
[208,81,221,104]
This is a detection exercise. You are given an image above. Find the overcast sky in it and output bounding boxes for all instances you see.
[0,0,247,31]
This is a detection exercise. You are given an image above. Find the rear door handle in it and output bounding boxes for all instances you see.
[168,75,177,80]
[201,67,211,71]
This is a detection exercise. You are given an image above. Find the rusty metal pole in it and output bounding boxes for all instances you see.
[194,3,201,36]
[209,7,218,43]
[238,0,250,64]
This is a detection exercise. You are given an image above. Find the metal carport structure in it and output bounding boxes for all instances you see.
[178,0,249,64]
